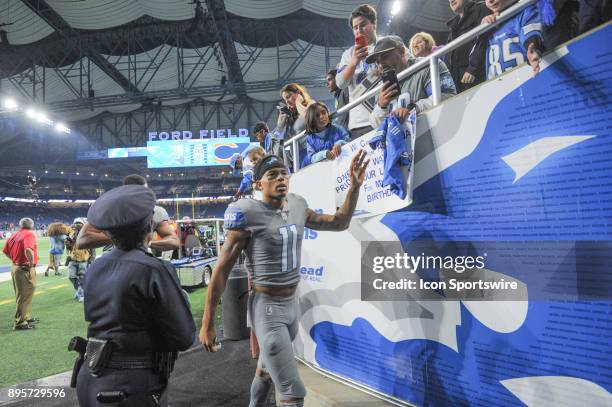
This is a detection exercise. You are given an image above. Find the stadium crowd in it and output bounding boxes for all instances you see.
[0,201,229,237]
[226,0,606,197]
[0,206,84,237]
[2,0,607,207]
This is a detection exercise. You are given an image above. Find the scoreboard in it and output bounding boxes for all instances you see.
[146,137,257,168]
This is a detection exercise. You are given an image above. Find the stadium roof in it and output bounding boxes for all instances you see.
[0,0,454,120]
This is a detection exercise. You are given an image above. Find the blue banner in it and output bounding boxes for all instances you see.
[295,24,612,406]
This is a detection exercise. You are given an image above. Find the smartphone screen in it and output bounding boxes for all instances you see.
[355,34,367,49]
[382,69,399,90]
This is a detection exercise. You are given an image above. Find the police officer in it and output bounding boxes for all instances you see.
[72,185,195,406]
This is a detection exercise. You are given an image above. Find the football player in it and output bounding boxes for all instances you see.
[200,151,369,407]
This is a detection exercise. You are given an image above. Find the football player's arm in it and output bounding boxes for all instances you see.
[75,223,111,249]
[305,150,369,231]
[149,220,180,251]
[199,228,250,351]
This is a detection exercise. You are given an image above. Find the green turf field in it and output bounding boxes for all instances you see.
[0,239,214,388]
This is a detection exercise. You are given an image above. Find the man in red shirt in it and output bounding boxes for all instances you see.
[2,217,39,330]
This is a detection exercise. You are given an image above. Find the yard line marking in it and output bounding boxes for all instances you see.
[0,284,70,305]
[48,284,69,290]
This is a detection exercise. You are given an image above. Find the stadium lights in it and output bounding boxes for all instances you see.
[35,112,51,125]
[23,107,71,131]
[55,122,71,134]
[76,172,80,175]
[26,108,52,125]
[4,197,36,203]
[391,0,401,16]
[3,98,18,110]
[60,171,64,174]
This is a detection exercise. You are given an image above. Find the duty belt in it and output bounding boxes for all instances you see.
[84,338,155,376]
[92,352,154,370]
[69,336,176,383]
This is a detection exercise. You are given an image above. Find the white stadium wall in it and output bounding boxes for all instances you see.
[290,24,612,406]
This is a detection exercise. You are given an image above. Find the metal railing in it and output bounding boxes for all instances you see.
[284,0,539,172]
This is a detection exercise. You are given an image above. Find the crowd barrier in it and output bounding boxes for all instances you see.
[290,19,612,406]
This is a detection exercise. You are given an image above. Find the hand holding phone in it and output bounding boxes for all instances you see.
[355,34,368,50]
[378,69,400,109]
[381,69,399,90]
[353,34,368,63]
[277,103,292,116]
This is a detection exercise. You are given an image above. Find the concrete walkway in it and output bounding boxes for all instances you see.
[0,338,401,406]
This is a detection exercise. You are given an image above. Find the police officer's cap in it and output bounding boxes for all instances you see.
[87,185,156,230]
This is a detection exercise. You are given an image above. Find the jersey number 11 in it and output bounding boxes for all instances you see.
[279,225,298,272]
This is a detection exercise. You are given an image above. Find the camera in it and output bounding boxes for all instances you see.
[27,175,37,187]
[26,175,39,199]
[276,103,293,117]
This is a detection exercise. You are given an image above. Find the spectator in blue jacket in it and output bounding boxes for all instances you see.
[253,121,273,153]
[305,102,351,164]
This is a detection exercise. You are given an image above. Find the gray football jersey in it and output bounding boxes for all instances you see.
[224,193,309,286]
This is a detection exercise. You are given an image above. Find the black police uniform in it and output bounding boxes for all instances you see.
[72,185,196,406]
